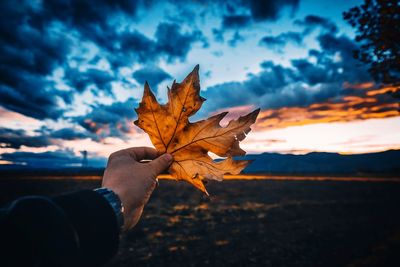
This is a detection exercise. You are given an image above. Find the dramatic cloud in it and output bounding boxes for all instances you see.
[0,0,143,119]
[243,0,300,21]
[290,59,328,85]
[204,31,371,113]
[294,15,338,34]
[73,98,137,141]
[259,31,303,52]
[34,0,141,46]
[1,1,398,162]
[0,2,71,119]
[0,125,98,150]
[48,127,92,141]
[117,22,206,66]
[114,22,206,65]
[256,84,400,130]
[0,1,205,120]
[215,0,300,46]
[175,0,300,28]
[222,15,252,29]
[0,128,52,149]
[133,66,171,90]
[65,68,115,94]
[259,15,338,52]
[154,22,207,62]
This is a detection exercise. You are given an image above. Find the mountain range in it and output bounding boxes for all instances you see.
[0,150,399,177]
[240,150,400,176]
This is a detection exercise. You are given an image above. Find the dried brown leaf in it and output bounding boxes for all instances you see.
[134,65,259,195]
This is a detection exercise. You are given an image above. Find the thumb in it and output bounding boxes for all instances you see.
[148,153,173,175]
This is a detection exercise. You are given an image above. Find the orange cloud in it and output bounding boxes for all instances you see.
[256,84,400,130]
[343,81,375,90]
[366,85,399,96]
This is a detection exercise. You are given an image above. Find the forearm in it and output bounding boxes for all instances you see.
[53,190,120,266]
[0,190,120,267]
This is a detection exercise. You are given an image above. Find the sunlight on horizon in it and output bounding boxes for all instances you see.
[242,116,400,155]
[1,113,399,163]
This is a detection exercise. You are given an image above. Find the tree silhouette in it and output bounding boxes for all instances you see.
[343,0,400,93]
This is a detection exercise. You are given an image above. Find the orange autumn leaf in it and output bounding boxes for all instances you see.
[134,65,259,195]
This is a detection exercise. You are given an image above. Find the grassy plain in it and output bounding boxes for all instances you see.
[1,176,399,266]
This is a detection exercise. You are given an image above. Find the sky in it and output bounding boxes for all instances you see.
[0,0,399,168]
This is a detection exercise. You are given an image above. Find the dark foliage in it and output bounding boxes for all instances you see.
[343,0,400,89]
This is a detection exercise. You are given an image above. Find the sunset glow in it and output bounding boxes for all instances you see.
[256,84,399,130]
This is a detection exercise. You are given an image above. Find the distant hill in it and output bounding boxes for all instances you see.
[240,150,400,176]
[1,150,399,177]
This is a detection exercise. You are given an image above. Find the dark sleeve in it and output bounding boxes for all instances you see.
[0,190,120,267]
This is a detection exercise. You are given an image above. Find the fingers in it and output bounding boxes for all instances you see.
[148,153,173,176]
[122,147,158,161]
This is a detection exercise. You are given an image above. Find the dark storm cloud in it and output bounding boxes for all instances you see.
[64,68,114,94]
[291,59,330,85]
[203,61,300,111]
[117,23,206,65]
[114,22,206,65]
[48,128,91,141]
[0,1,206,120]
[32,0,140,43]
[0,125,96,150]
[258,15,340,53]
[117,31,157,64]
[0,150,106,168]
[73,98,137,140]
[318,33,355,56]
[244,0,300,21]
[154,22,207,62]
[0,1,72,119]
[259,31,303,52]
[0,0,131,119]
[215,0,300,44]
[294,15,338,34]
[133,66,171,90]
[222,15,252,29]
[170,0,299,24]
[0,128,52,149]
[259,15,339,53]
[0,0,303,121]
[317,33,371,83]
[39,1,205,64]
[203,32,371,113]
[0,80,65,120]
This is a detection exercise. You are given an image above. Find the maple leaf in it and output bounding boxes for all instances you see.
[134,65,259,195]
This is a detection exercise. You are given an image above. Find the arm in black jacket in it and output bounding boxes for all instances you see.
[0,147,172,267]
[0,190,120,267]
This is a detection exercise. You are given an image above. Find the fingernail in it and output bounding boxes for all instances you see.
[164,153,173,162]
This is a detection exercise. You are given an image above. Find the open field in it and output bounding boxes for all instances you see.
[1,176,400,266]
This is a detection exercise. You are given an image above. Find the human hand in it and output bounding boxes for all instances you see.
[102,147,172,231]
